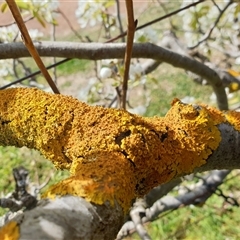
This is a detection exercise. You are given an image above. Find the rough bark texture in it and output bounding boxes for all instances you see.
[0,88,240,239]
[0,196,124,240]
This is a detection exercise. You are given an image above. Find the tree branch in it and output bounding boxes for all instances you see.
[0,196,124,240]
[122,0,135,109]
[5,0,60,94]
[105,0,205,43]
[188,1,233,49]
[115,0,125,42]
[0,41,229,109]
[0,88,240,239]
[117,170,231,239]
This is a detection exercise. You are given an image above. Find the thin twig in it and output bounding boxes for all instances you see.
[121,0,136,109]
[1,0,206,90]
[188,1,233,49]
[115,0,125,43]
[5,0,60,94]
[0,16,34,27]
[0,58,70,90]
[156,0,174,29]
[55,9,84,41]
[117,170,231,240]
[211,0,221,12]
[105,0,205,43]
[138,0,205,31]
[51,23,57,83]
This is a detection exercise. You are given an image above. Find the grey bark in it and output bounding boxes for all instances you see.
[196,123,240,172]
[5,196,124,240]
[0,41,228,109]
[1,41,240,239]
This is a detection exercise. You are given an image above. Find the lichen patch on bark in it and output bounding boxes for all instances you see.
[0,221,20,240]
[0,88,224,213]
[225,111,240,132]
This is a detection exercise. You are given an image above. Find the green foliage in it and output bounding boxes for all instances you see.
[146,173,240,240]
[56,59,91,76]
[127,171,240,239]
[0,146,68,216]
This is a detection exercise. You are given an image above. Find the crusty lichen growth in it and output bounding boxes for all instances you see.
[225,111,240,132]
[0,88,226,213]
[0,221,19,240]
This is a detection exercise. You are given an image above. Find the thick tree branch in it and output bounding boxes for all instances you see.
[117,170,231,239]
[0,41,228,109]
[0,88,240,239]
[0,196,124,240]
[145,178,181,207]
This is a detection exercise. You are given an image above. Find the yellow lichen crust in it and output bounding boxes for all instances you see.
[43,152,136,213]
[225,111,240,132]
[199,103,226,126]
[0,89,224,213]
[0,221,20,240]
[160,100,222,178]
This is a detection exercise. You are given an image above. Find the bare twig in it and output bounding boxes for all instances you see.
[105,0,205,43]
[121,0,136,109]
[188,1,233,49]
[142,60,162,75]
[211,0,221,12]
[0,16,34,27]
[130,199,152,240]
[145,178,182,207]
[55,9,84,41]
[51,23,57,83]
[117,170,231,239]
[0,58,70,90]
[156,0,174,29]
[5,0,60,94]
[137,0,205,31]
[0,166,37,213]
[115,0,125,43]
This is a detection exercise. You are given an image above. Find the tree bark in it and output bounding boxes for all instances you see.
[0,196,124,240]
[0,88,240,239]
[0,41,228,109]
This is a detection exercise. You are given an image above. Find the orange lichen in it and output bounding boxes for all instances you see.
[199,103,226,125]
[43,152,136,213]
[225,111,240,132]
[0,89,225,213]
[0,221,20,240]
[161,100,222,175]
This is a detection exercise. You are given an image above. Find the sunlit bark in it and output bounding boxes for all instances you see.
[0,88,240,239]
